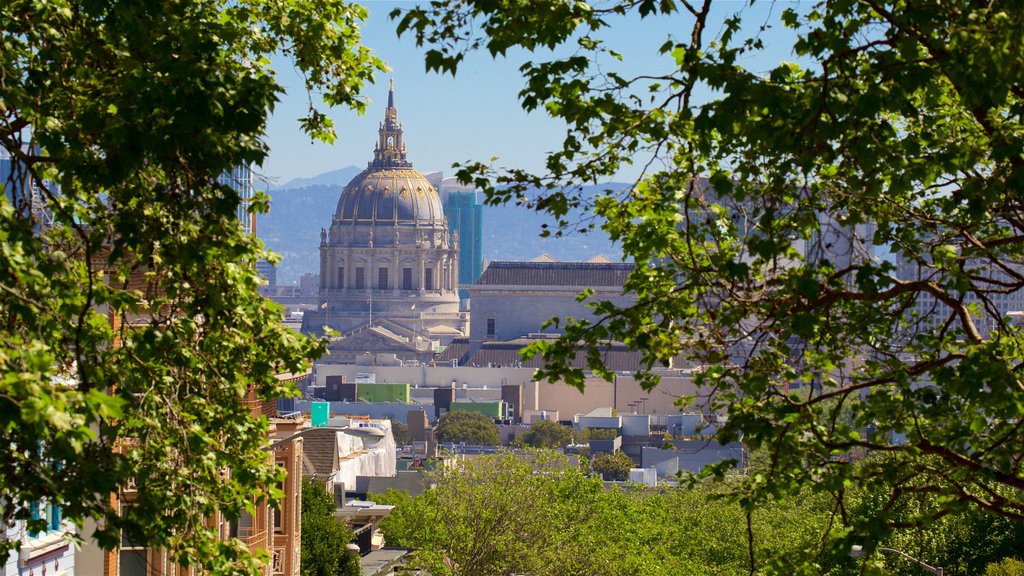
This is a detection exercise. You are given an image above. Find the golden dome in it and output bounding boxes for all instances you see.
[334,167,444,223]
[333,81,445,225]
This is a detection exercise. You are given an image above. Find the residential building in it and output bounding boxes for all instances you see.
[2,501,75,576]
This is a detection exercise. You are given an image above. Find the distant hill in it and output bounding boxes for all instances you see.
[277,165,364,190]
[481,184,630,265]
[258,183,341,283]
[257,169,630,284]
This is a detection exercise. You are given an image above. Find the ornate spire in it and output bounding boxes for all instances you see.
[370,79,411,168]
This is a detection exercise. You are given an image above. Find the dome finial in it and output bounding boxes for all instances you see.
[370,80,411,169]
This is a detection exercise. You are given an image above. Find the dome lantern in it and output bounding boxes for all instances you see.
[333,80,444,225]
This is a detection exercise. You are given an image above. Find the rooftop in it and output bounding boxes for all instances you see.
[475,261,634,287]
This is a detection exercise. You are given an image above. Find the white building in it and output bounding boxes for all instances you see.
[3,504,75,576]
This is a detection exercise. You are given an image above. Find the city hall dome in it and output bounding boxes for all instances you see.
[334,167,444,224]
[333,78,444,225]
[304,79,466,342]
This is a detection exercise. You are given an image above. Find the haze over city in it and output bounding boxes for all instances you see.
[4,2,1023,576]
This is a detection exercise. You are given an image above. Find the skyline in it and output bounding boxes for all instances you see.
[260,1,802,188]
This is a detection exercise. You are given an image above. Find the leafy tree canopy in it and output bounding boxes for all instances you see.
[987,558,1024,576]
[377,451,848,576]
[435,410,500,446]
[378,452,1024,576]
[0,0,382,572]
[390,418,411,445]
[591,451,634,481]
[301,478,360,576]
[393,0,1024,560]
[521,419,572,448]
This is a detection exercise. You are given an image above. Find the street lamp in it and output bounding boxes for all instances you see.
[850,545,943,576]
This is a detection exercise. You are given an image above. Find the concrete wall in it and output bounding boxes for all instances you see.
[468,286,635,342]
[589,436,622,455]
[612,373,708,416]
[317,363,535,391]
[315,364,711,424]
[578,415,621,430]
[359,383,410,403]
[641,441,745,475]
[664,413,707,436]
[620,414,651,437]
[293,400,427,424]
[629,468,658,487]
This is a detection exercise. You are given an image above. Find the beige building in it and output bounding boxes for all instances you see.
[313,363,709,422]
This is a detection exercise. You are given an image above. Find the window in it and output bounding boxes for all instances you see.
[337,266,344,288]
[486,318,496,337]
[273,479,284,532]
[378,267,388,290]
[355,267,365,290]
[119,546,147,576]
[27,501,61,538]
[120,507,147,576]
[48,502,61,532]
[403,267,413,290]
[424,268,433,291]
[28,501,40,538]
[230,509,253,539]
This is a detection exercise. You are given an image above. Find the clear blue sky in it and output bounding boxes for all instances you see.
[260,1,802,187]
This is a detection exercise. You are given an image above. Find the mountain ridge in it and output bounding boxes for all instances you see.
[258,167,630,284]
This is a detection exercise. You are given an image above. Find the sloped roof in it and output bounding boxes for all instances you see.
[435,337,668,372]
[301,428,339,478]
[328,325,420,353]
[476,261,633,287]
[356,471,428,498]
[434,339,470,363]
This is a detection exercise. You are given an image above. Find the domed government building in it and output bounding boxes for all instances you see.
[301,82,468,353]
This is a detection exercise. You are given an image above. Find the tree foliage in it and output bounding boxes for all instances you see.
[377,451,1024,576]
[376,451,853,576]
[849,456,1024,576]
[0,0,383,572]
[435,410,500,446]
[393,0,1024,560]
[521,419,572,448]
[389,418,411,445]
[301,478,360,576]
[988,559,1024,576]
[591,452,634,481]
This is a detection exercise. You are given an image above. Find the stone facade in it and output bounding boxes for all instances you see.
[466,261,635,343]
[302,82,466,340]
